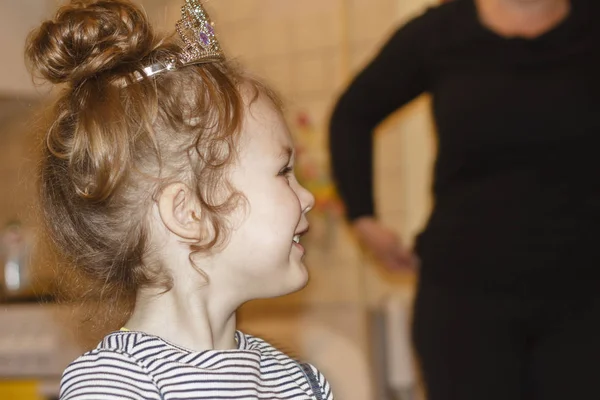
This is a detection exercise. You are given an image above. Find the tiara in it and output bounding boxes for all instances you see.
[136,0,224,81]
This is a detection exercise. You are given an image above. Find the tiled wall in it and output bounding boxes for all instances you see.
[0,1,439,397]
[0,0,439,301]
[191,1,437,398]
[0,108,39,228]
[194,0,439,300]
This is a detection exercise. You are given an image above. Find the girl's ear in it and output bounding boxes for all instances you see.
[157,183,203,240]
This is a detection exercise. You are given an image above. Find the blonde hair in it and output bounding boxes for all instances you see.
[26,0,274,335]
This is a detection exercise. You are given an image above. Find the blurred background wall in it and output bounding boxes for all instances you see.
[0,1,438,399]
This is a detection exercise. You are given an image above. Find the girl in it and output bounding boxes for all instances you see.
[26,0,333,399]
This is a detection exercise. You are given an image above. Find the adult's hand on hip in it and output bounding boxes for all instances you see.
[352,216,417,272]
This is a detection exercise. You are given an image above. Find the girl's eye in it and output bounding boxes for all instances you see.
[278,166,293,179]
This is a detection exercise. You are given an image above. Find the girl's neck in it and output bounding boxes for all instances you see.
[475,0,571,38]
[125,286,238,351]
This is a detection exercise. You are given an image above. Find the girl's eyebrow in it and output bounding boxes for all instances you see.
[278,146,293,163]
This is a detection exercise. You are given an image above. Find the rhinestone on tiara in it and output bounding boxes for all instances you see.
[175,0,224,64]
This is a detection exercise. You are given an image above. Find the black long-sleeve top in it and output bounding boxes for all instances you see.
[329,0,600,289]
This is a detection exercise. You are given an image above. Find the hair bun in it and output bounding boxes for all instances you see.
[26,0,155,84]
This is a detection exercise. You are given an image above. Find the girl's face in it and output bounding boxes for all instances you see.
[207,95,315,303]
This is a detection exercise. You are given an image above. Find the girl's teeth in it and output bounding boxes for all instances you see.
[293,235,300,243]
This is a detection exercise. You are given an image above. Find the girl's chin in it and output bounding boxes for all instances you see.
[257,267,309,300]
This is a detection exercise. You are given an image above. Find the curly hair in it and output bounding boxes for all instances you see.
[25,0,276,339]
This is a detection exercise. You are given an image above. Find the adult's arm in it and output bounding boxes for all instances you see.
[329,12,432,221]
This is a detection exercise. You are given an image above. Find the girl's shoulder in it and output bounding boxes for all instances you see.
[240,332,334,400]
[60,345,161,400]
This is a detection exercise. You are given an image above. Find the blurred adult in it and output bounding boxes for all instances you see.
[329,0,600,398]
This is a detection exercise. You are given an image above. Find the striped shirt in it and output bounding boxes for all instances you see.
[60,330,334,400]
